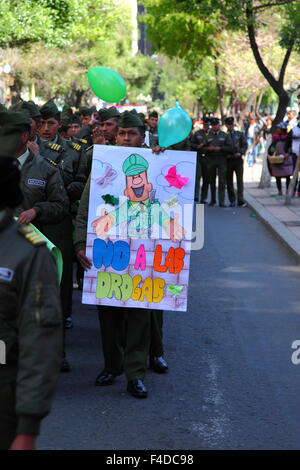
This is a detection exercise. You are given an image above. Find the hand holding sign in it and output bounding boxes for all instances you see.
[92,209,114,238]
[165,214,186,242]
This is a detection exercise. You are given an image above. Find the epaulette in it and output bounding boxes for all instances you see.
[45,158,57,167]
[18,225,46,247]
[48,142,61,152]
[86,145,94,152]
[70,141,81,151]
[79,138,87,144]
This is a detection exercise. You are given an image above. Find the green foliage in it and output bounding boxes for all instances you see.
[0,0,77,47]
[141,0,218,68]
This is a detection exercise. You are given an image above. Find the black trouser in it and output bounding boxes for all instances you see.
[43,214,73,357]
[149,310,164,359]
[0,382,17,450]
[207,157,227,205]
[276,176,290,192]
[200,158,210,202]
[97,306,151,381]
[226,157,244,204]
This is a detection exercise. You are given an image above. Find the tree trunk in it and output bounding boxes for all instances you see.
[258,133,272,189]
[271,90,290,132]
[246,2,294,129]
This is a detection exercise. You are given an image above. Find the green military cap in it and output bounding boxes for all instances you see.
[19,100,41,118]
[40,98,60,120]
[0,125,23,159]
[98,106,120,122]
[119,110,144,129]
[79,106,92,116]
[1,109,31,127]
[61,105,73,119]
[122,153,149,176]
[72,113,82,125]
[224,116,234,125]
[137,112,146,125]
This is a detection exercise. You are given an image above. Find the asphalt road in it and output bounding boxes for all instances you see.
[37,204,300,450]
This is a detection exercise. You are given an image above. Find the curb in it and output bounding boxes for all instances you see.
[244,189,300,262]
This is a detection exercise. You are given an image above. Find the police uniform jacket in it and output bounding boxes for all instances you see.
[14,150,69,231]
[202,130,233,158]
[190,129,208,153]
[0,209,62,435]
[226,130,247,157]
[39,135,87,203]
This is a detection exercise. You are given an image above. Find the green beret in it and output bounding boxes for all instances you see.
[40,98,60,120]
[119,110,144,129]
[20,101,41,118]
[98,106,120,122]
[79,106,92,117]
[122,153,149,176]
[1,110,31,127]
[0,125,23,159]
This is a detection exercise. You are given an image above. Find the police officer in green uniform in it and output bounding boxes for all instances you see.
[0,123,62,450]
[225,117,248,207]
[190,117,211,202]
[38,99,87,367]
[147,111,159,148]
[75,111,172,397]
[2,109,69,238]
[202,117,233,207]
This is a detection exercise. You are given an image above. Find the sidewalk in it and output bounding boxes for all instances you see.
[243,155,300,261]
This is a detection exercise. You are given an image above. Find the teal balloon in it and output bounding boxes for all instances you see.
[88,67,126,103]
[158,107,192,148]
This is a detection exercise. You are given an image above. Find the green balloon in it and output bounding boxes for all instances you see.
[88,67,126,103]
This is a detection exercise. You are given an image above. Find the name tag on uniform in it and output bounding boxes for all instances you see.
[28,179,46,187]
[219,137,225,141]
[0,267,14,282]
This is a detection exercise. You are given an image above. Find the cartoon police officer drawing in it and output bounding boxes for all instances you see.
[91,153,185,241]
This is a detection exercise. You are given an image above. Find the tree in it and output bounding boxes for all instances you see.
[141,0,300,126]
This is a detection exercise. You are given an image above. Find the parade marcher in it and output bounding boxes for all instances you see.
[0,124,62,450]
[190,117,211,203]
[70,113,82,138]
[75,111,172,398]
[38,99,87,369]
[225,116,248,207]
[98,106,120,145]
[147,110,159,148]
[3,110,69,238]
[202,117,233,207]
[268,121,293,195]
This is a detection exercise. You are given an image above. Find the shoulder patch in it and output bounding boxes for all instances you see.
[71,142,81,151]
[45,158,57,167]
[79,138,87,144]
[47,142,61,152]
[18,225,46,247]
